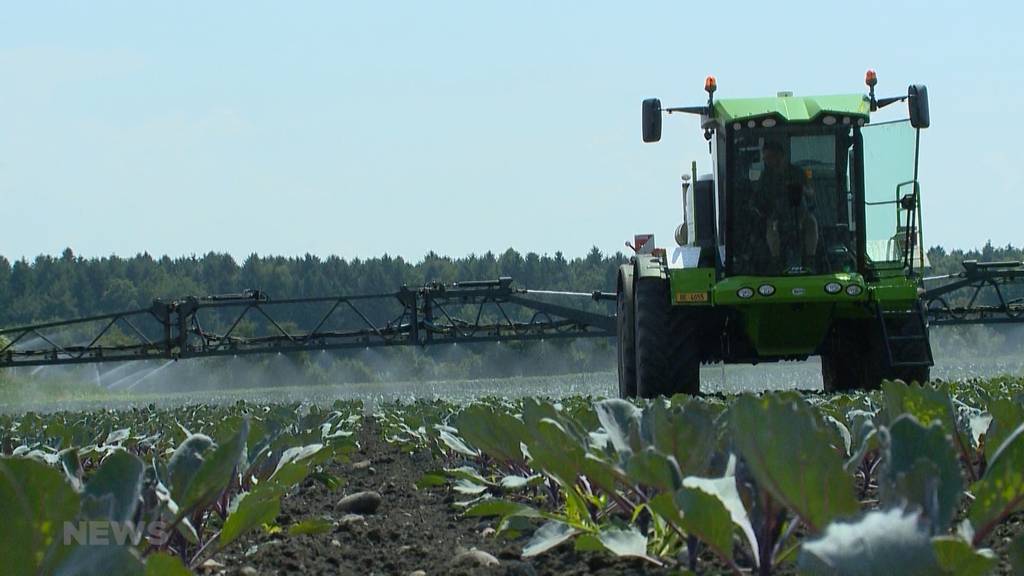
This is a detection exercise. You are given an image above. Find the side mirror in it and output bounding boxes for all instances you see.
[642,98,662,142]
[908,84,930,129]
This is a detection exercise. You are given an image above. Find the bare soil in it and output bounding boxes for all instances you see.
[213,421,1023,575]
[214,421,681,576]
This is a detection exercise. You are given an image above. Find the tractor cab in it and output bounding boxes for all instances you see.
[644,73,930,282]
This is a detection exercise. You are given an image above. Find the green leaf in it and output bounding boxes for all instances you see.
[54,544,144,576]
[597,526,659,564]
[881,380,955,430]
[498,474,540,491]
[573,533,604,552]
[673,485,735,561]
[626,448,682,492]
[595,399,642,457]
[880,415,963,533]
[178,419,248,516]
[823,415,852,457]
[656,400,720,477]
[144,553,191,576]
[798,508,941,576]
[455,405,528,466]
[524,418,585,486]
[931,536,996,576]
[415,472,447,489]
[271,444,323,478]
[220,485,282,547]
[436,427,479,458]
[167,433,215,504]
[288,517,333,536]
[844,411,879,474]
[969,422,1024,546]
[682,475,759,564]
[268,443,323,488]
[59,448,83,490]
[983,398,1024,464]
[731,394,859,532]
[82,450,145,522]
[522,520,580,557]
[442,466,490,485]
[453,478,488,495]
[104,428,131,445]
[580,454,619,495]
[0,457,80,575]
[464,499,541,519]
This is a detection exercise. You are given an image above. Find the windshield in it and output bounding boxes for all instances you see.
[727,123,856,276]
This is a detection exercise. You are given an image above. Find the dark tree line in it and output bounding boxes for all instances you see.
[1,243,1021,327]
[0,247,626,327]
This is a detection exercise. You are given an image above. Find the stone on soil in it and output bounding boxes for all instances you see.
[451,549,500,567]
[336,490,382,514]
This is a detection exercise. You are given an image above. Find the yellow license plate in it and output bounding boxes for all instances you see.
[676,292,708,303]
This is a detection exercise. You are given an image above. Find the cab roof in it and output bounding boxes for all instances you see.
[713,93,870,124]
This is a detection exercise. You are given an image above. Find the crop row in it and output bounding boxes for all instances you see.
[0,400,362,575]
[376,377,1024,575]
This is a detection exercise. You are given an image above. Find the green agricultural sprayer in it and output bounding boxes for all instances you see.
[1,72,1022,396]
[623,71,939,396]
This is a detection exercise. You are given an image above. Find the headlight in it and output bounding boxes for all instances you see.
[757,284,776,297]
[737,287,754,299]
[846,284,863,296]
[824,282,842,294]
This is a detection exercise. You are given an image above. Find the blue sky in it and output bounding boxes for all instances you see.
[1,1,1019,262]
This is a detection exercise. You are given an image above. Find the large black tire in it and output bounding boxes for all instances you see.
[822,322,882,392]
[821,340,869,393]
[822,320,930,392]
[616,266,637,398]
[633,276,701,398]
[667,308,702,395]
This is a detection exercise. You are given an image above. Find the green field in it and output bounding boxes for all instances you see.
[3,371,1024,574]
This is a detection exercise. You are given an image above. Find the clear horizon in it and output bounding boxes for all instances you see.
[3,2,1020,262]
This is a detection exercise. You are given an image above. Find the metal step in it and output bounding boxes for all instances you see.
[875,301,935,370]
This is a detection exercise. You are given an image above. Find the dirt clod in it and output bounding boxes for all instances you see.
[452,549,501,567]
[336,491,382,514]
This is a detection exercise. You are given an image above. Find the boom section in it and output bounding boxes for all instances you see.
[0,278,615,368]
[923,261,1024,325]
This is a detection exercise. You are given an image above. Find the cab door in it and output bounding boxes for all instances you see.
[858,119,924,273]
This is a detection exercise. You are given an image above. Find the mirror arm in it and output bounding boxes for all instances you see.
[874,95,908,109]
[664,106,710,116]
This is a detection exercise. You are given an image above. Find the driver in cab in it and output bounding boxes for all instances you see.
[758,139,818,271]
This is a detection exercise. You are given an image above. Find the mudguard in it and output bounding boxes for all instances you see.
[634,255,667,281]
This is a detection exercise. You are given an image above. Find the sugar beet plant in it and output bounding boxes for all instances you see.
[0,400,360,575]
[393,378,1024,575]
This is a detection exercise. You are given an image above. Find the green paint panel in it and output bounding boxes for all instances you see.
[714,93,870,124]
[739,303,834,355]
[714,274,864,356]
[868,277,919,310]
[714,274,866,306]
[669,268,715,306]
